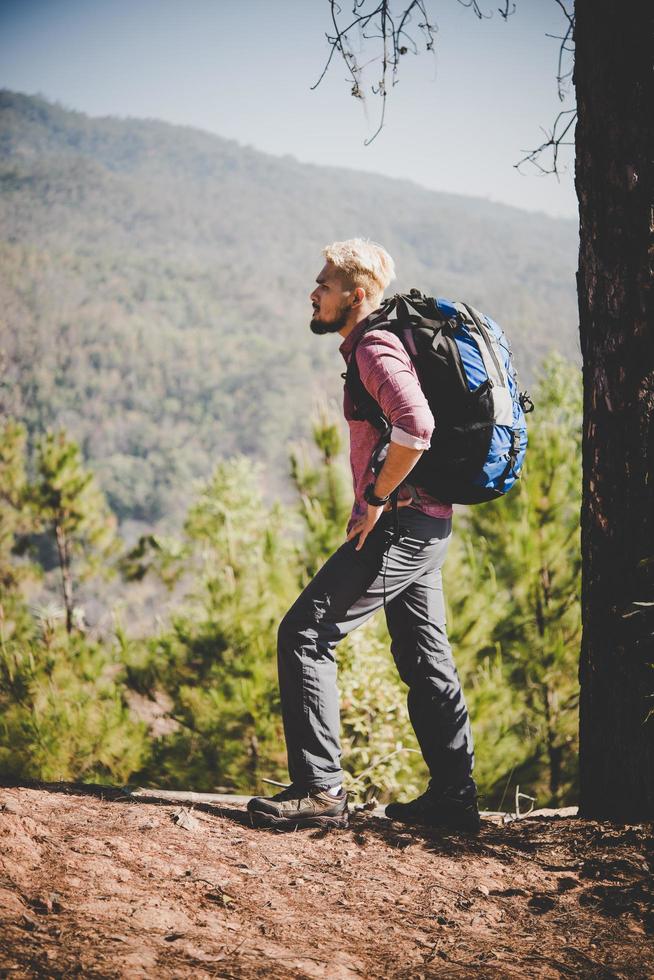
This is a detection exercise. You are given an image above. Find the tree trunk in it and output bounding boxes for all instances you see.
[576,2,654,820]
[55,524,74,634]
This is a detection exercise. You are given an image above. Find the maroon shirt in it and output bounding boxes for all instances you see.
[340,316,453,530]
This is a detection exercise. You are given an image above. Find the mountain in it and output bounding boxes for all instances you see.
[0,91,579,522]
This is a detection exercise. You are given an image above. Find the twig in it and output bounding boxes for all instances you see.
[561,945,609,970]
[515,108,576,177]
[524,952,577,976]
[456,0,492,19]
[515,785,536,818]
[498,764,516,813]
[427,880,466,899]
[216,935,247,961]
[350,747,422,783]
[313,1,436,143]
[314,0,570,173]
[551,0,575,101]
[516,1,576,174]
[129,788,248,804]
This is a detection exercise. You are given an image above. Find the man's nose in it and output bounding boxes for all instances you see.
[310,287,318,302]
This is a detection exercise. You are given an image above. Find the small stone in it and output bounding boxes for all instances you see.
[171,808,201,832]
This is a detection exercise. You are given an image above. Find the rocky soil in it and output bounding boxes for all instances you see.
[0,782,652,978]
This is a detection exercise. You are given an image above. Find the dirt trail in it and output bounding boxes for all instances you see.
[0,783,652,978]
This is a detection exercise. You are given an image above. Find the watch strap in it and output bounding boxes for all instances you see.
[364,482,390,507]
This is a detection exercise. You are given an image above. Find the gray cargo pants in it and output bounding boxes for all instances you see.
[277,508,474,792]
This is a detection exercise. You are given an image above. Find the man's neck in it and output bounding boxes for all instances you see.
[338,303,378,340]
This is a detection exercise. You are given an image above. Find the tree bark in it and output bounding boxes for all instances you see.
[55,523,74,634]
[576,2,654,819]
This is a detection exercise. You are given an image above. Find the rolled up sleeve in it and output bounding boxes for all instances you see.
[390,425,431,450]
[356,331,434,448]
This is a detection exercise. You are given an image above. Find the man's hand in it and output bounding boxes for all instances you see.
[346,497,412,551]
[346,502,385,551]
[347,443,424,551]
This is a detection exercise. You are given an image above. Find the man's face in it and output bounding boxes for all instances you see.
[310,262,352,335]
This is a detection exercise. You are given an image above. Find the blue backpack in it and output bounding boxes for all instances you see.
[344,290,533,505]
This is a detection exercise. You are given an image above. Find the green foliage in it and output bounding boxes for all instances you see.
[32,431,117,570]
[0,616,149,783]
[0,419,41,648]
[0,419,36,589]
[0,425,146,783]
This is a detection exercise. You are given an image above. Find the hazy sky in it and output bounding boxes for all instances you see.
[0,0,577,218]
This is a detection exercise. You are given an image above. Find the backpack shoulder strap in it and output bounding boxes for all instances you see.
[343,291,448,431]
[343,309,396,434]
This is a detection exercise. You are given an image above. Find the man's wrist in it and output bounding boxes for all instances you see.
[364,482,390,508]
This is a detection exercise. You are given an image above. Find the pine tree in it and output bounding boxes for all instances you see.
[31,432,116,632]
[0,422,148,784]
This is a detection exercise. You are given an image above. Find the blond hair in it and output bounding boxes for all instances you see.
[322,238,396,305]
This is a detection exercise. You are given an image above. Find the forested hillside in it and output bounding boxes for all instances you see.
[0,91,578,522]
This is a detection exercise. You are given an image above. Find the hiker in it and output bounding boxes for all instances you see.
[247,238,478,833]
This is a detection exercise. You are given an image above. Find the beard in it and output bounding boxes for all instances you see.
[310,302,350,335]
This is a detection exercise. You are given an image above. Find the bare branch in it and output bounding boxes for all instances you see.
[516,1,575,174]
[498,2,517,20]
[313,1,437,143]
[457,0,517,19]
[314,0,571,170]
[549,0,575,101]
[514,108,576,177]
[456,0,492,20]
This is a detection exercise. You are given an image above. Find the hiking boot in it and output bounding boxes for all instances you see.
[385,781,480,834]
[247,784,349,830]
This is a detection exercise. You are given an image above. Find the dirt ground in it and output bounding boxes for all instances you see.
[0,783,652,979]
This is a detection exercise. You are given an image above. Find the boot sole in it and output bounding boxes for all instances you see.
[248,809,349,831]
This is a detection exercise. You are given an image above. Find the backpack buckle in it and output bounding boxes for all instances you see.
[519,391,535,414]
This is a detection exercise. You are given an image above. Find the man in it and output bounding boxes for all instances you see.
[248,239,478,832]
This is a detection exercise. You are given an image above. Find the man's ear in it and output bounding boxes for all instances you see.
[351,286,366,308]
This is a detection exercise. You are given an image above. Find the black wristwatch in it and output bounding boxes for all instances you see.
[364,482,390,507]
